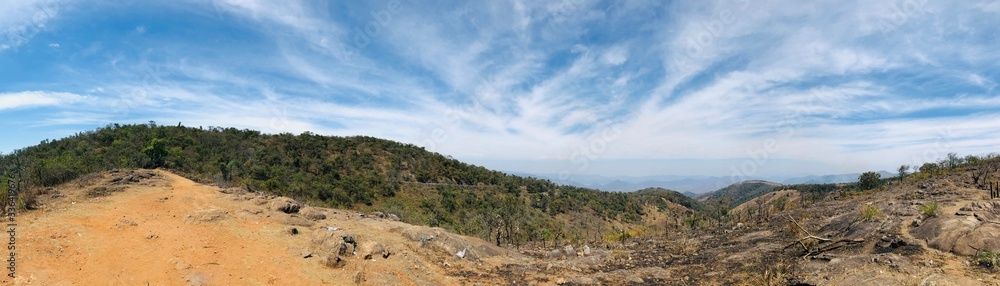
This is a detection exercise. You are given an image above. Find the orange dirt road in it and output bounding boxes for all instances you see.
[6,171,336,285]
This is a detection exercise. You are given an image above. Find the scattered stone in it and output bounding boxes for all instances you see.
[400,227,505,261]
[342,235,357,247]
[321,255,346,269]
[386,214,401,221]
[268,197,301,214]
[563,245,576,257]
[547,249,564,259]
[272,215,314,227]
[300,207,327,220]
[301,248,313,258]
[337,242,350,256]
[583,245,592,256]
[353,271,366,284]
[286,227,299,235]
[369,212,385,219]
[358,241,389,260]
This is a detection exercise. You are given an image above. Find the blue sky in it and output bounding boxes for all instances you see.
[1,0,999,180]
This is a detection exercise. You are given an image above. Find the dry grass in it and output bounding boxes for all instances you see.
[859,204,883,222]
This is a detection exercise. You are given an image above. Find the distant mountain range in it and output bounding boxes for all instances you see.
[516,171,896,195]
[781,171,895,185]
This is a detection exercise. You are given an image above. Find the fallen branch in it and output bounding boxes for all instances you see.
[783,214,864,258]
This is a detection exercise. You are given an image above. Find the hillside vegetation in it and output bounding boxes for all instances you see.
[0,123,697,246]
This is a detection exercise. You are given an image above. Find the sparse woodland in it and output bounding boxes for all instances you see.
[0,122,700,248]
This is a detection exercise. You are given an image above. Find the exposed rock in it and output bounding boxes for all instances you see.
[285,227,299,235]
[547,249,565,259]
[342,234,357,247]
[386,214,401,221]
[401,226,506,261]
[911,201,1000,256]
[564,245,576,257]
[300,207,327,220]
[321,255,346,269]
[268,197,301,214]
[358,241,390,260]
[184,209,228,224]
[272,215,315,227]
[368,211,385,219]
[960,201,1000,212]
[353,271,366,284]
[311,229,354,256]
[336,242,350,256]
[919,274,982,286]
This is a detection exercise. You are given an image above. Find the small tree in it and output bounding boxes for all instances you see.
[859,171,881,190]
[946,152,962,168]
[897,165,910,182]
[141,138,169,168]
[919,162,938,174]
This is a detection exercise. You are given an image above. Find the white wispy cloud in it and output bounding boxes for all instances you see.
[0,91,89,110]
[0,0,63,50]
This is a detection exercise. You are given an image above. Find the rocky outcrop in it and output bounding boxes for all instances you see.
[401,226,507,261]
[910,201,1000,256]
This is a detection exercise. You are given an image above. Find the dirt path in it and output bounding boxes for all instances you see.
[6,171,332,285]
[3,170,493,285]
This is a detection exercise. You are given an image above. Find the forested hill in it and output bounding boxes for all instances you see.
[698,180,783,207]
[0,123,700,245]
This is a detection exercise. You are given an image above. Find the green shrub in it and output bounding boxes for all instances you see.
[859,204,883,222]
[921,201,939,219]
[858,171,882,190]
[979,249,999,270]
